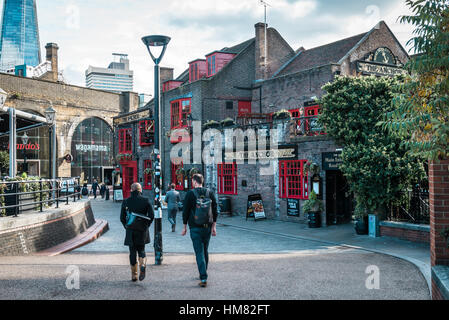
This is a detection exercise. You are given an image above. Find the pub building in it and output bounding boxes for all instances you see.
[114,20,408,225]
[112,105,155,199]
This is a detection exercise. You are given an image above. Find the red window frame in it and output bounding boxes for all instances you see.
[217,163,238,195]
[170,98,191,129]
[139,120,154,146]
[171,160,184,191]
[144,160,152,190]
[118,128,132,154]
[279,160,309,200]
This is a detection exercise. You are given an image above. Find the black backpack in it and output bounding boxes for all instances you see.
[192,188,213,225]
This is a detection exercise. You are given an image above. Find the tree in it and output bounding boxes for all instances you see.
[380,0,449,160]
[319,76,425,216]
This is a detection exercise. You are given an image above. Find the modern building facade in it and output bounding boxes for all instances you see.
[0,0,41,71]
[85,53,134,93]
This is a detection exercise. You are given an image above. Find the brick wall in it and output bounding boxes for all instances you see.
[432,266,449,300]
[380,225,430,243]
[429,159,449,266]
[0,203,95,256]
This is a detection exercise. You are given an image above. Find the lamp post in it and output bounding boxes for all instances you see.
[142,34,171,266]
[45,104,57,199]
[21,132,29,174]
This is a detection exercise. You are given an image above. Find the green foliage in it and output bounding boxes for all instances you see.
[272,109,292,120]
[380,0,449,160]
[319,76,425,215]
[0,151,9,176]
[302,191,324,213]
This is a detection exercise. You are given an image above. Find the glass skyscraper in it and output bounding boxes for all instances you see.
[0,0,41,71]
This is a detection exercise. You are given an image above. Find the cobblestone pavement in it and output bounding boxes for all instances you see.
[0,198,431,300]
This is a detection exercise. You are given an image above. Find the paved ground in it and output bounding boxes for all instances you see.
[0,198,431,300]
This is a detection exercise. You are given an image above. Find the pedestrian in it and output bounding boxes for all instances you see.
[165,183,181,232]
[120,183,154,282]
[81,183,89,198]
[181,174,218,288]
[100,183,106,199]
[91,179,99,199]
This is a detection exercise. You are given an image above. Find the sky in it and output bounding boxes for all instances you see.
[1,0,416,96]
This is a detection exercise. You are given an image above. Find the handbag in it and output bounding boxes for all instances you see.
[178,201,183,211]
[125,208,149,232]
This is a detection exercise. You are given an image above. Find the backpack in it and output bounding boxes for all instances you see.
[192,188,213,226]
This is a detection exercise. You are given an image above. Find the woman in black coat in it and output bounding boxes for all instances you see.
[120,183,154,282]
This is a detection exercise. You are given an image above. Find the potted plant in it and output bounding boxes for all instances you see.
[302,191,324,228]
[221,118,236,128]
[202,120,221,130]
[272,109,292,121]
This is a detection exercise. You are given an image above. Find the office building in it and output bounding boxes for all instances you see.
[85,53,134,93]
[0,0,41,71]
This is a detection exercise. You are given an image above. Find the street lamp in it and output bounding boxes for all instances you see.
[142,34,171,266]
[45,104,57,198]
[21,132,29,174]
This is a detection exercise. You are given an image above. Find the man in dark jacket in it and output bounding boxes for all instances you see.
[181,174,218,288]
[120,183,154,282]
[91,179,99,199]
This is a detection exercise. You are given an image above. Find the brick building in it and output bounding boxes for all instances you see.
[154,20,409,226]
[0,43,139,183]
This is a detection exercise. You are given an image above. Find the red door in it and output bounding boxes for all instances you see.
[121,161,137,199]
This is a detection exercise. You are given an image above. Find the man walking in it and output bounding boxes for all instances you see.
[91,179,99,199]
[181,174,218,288]
[165,183,181,232]
[120,183,154,282]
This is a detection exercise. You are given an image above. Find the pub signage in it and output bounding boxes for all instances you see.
[225,147,296,161]
[322,151,343,171]
[357,47,407,77]
[114,109,151,126]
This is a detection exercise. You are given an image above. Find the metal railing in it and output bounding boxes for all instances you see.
[0,177,82,217]
[387,188,430,224]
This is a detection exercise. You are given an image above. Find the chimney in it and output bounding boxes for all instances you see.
[160,67,174,92]
[255,22,268,81]
[45,43,59,82]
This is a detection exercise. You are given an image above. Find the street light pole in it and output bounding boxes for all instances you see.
[45,104,57,199]
[142,35,171,266]
[21,132,29,174]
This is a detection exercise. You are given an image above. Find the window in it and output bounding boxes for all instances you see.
[144,160,152,190]
[218,163,238,195]
[171,98,191,129]
[226,101,233,110]
[139,120,154,146]
[171,160,184,191]
[118,128,132,154]
[279,160,308,199]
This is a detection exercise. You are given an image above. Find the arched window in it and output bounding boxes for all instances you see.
[71,118,113,183]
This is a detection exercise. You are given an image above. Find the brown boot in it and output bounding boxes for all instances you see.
[131,264,138,282]
[138,257,147,281]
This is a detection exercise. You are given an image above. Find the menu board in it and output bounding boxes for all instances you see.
[246,194,267,221]
[114,189,124,202]
[287,198,300,217]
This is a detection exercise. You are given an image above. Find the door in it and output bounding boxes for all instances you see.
[102,167,114,186]
[121,161,137,199]
[326,170,353,225]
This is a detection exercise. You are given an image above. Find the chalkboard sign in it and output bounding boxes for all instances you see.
[114,189,124,202]
[287,198,300,217]
[246,194,267,221]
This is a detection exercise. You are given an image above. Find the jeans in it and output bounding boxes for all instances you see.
[129,245,146,266]
[168,208,178,226]
[190,227,212,281]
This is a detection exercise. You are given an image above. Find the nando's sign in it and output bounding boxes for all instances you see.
[7,143,40,151]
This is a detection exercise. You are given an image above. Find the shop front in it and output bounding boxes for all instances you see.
[71,117,114,184]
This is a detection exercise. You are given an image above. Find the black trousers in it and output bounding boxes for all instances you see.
[129,245,146,266]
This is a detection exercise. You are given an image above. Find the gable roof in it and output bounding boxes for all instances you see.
[274,32,368,77]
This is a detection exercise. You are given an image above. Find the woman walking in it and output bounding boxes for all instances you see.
[120,183,154,282]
